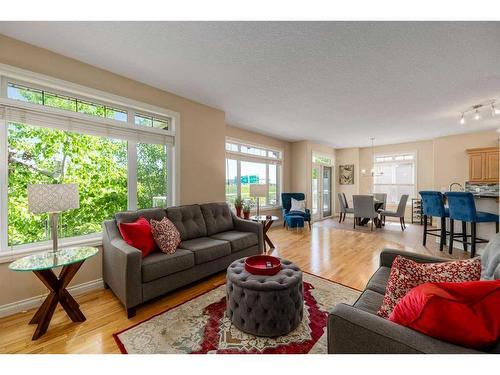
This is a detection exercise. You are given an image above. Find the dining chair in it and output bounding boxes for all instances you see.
[338,193,354,223]
[353,195,379,231]
[373,193,387,211]
[379,194,409,231]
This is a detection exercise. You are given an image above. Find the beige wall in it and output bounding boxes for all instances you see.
[433,130,498,191]
[335,148,360,210]
[0,35,228,310]
[290,141,335,214]
[334,130,498,218]
[0,34,227,206]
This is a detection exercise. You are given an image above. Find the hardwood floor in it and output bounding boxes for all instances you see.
[0,217,468,354]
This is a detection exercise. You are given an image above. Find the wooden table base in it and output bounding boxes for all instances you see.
[262,219,275,251]
[30,261,86,340]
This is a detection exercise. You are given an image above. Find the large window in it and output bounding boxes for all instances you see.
[225,140,282,208]
[1,71,178,252]
[373,153,416,204]
[7,123,128,246]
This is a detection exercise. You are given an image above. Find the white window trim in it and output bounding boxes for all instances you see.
[0,64,181,259]
[225,137,283,209]
[372,150,418,205]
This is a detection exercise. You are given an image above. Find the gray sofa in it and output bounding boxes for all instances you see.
[328,241,500,354]
[102,202,263,317]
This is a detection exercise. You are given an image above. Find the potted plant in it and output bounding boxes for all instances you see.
[242,202,251,220]
[234,196,243,218]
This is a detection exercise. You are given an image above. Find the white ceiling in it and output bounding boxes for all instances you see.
[0,22,499,148]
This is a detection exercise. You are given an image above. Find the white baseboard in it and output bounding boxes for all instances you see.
[0,278,104,318]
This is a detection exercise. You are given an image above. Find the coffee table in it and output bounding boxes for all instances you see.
[9,246,99,340]
[249,215,279,251]
[226,257,304,337]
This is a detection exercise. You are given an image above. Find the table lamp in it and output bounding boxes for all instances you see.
[28,183,80,253]
[250,184,268,218]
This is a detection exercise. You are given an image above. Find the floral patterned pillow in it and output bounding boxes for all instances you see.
[377,255,481,318]
[150,217,181,255]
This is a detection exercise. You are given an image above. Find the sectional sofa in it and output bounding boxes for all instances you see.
[102,202,263,317]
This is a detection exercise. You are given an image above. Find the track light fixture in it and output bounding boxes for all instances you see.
[459,99,499,124]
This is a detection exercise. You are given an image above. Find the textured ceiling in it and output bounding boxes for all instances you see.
[0,22,499,147]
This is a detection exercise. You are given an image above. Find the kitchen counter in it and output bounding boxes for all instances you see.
[471,193,499,199]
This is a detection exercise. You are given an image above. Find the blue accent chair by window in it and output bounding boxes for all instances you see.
[419,191,449,251]
[281,193,311,229]
[445,192,499,258]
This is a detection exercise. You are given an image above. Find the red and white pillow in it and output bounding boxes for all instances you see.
[377,255,481,318]
[150,217,181,254]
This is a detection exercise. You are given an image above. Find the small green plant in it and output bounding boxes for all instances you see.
[242,202,251,214]
[234,196,243,209]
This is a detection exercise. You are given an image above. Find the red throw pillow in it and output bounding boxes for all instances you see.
[150,217,181,254]
[118,217,156,257]
[389,280,500,349]
[377,256,481,318]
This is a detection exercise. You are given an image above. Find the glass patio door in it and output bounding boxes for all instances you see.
[311,165,321,221]
[322,166,332,217]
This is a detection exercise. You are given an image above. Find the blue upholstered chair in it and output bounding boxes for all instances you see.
[281,193,311,229]
[419,191,449,251]
[445,192,499,257]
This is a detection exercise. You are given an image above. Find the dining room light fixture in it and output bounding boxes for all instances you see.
[459,99,498,124]
[492,103,500,116]
[362,137,384,178]
[460,113,466,125]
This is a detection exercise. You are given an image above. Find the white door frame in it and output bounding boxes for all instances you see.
[311,163,334,222]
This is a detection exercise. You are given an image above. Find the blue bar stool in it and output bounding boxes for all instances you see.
[446,192,499,258]
[419,191,449,251]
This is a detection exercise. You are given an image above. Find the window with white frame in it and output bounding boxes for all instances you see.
[372,152,416,204]
[225,140,282,208]
[0,71,178,251]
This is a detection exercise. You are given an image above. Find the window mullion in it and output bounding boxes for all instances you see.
[128,141,138,210]
[0,118,8,251]
[237,159,241,199]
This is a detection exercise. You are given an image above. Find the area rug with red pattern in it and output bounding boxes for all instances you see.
[113,273,360,354]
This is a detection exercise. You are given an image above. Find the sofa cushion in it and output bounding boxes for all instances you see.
[179,237,231,264]
[200,202,234,236]
[366,266,391,294]
[141,249,195,283]
[353,289,384,315]
[115,208,166,224]
[389,280,500,350]
[378,255,481,318]
[210,230,258,253]
[166,205,207,241]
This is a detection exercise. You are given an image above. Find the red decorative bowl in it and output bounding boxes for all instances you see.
[245,255,281,275]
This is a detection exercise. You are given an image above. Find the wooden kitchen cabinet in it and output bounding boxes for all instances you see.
[467,147,499,183]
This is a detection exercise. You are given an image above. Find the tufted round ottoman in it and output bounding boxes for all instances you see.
[226,258,303,337]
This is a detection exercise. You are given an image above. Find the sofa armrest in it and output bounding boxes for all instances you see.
[379,249,448,268]
[328,303,480,354]
[102,220,143,309]
[232,214,264,252]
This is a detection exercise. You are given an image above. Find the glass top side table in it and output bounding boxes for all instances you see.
[249,215,279,251]
[9,246,99,340]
